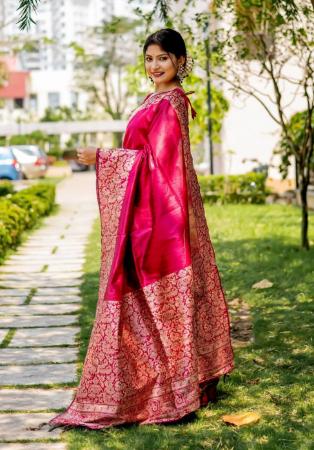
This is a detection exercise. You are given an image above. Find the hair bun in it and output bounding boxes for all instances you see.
[178,54,194,81]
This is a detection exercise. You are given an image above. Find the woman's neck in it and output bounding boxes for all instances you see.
[154,83,182,94]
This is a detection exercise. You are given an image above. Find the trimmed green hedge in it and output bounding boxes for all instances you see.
[197,172,269,204]
[0,183,56,260]
[0,180,14,197]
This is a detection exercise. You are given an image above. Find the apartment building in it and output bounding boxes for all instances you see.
[0,0,113,120]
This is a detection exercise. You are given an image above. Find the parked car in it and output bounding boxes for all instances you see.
[0,147,23,180]
[11,145,49,179]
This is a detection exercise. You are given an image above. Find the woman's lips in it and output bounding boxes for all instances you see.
[152,72,164,77]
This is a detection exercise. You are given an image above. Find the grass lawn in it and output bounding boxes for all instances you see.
[65,203,314,450]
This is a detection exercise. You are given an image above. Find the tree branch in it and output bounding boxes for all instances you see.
[212,70,282,125]
[17,0,40,31]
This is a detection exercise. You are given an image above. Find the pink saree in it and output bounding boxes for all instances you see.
[49,86,234,429]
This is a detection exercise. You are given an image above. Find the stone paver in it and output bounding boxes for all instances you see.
[9,327,80,347]
[0,279,81,289]
[0,413,63,441]
[6,256,84,262]
[0,266,44,273]
[0,297,26,306]
[0,272,82,281]
[0,329,7,343]
[6,252,84,265]
[14,249,56,255]
[45,265,83,273]
[0,347,77,364]
[0,289,30,297]
[1,314,78,328]
[0,444,66,450]
[31,295,81,304]
[0,173,98,444]
[0,303,80,316]
[0,363,77,385]
[36,287,80,296]
[0,388,74,411]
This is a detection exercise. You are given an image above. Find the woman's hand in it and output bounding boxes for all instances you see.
[77,147,97,165]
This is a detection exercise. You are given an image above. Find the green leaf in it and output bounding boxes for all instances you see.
[17,0,40,31]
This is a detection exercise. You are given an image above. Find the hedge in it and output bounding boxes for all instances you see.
[0,183,56,260]
[197,172,269,204]
[0,180,14,197]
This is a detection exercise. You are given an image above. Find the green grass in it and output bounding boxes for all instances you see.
[40,176,66,185]
[65,203,314,450]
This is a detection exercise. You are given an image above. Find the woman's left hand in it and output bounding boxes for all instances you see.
[77,147,97,165]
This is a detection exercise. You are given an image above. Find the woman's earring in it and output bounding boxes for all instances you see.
[177,64,185,83]
[177,56,194,82]
[148,76,154,83]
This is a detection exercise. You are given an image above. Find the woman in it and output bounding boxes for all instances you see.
[48,28,234,430]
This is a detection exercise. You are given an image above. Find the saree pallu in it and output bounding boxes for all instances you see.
[49,87,234,429]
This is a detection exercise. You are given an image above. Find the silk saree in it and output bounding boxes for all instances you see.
[49,86,234,429]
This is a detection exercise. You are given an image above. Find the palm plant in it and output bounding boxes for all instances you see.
[17,0,40,30]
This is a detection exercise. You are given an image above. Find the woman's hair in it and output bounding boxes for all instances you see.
[143,28,187,71]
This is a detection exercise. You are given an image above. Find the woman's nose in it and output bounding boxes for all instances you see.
[151,60,160,69]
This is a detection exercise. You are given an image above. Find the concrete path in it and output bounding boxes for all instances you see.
[0,173,98,448]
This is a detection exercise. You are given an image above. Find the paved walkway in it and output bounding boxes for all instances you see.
[0,172,98,448]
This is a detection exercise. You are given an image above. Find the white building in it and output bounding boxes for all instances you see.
[0,0,114,122]
[0,0,113,71]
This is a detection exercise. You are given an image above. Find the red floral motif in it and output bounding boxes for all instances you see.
[48,89,234,430]
[95,148,140,301]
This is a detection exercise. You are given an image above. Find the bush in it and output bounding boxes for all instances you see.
[197,172,269,204]
[0,183,56,260]
[0,180,14,197]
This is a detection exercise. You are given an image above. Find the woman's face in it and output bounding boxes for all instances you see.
[144,44,185,87]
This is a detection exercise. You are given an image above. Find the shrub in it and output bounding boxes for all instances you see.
[197,172,269,204]
[0,183,55,260]
[0,180,14,197]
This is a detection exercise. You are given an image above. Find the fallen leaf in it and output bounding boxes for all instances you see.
[252,279,273,289]
[231,339,250,348]
[228,297,241,307]
[247,378,260,385]
[222,411,261,427]
[253,356,265,366]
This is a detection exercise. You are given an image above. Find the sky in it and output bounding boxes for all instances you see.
[114,0,136,17]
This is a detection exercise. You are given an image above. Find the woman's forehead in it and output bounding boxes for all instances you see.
[145,44,168,56]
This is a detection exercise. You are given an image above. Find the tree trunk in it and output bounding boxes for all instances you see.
[113,131,123,147]
[300,176,310,250]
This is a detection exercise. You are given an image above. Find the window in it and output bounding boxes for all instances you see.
[29,94,38,111]
[0,148,13,159]
[14,98,24,109]
[71,91,78,107]
[48,92,60,108]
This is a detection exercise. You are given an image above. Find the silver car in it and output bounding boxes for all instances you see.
[11,145,49,179]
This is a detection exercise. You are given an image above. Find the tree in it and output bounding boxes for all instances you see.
[276,110,314,186]
[70,16,140,147]
[207,0,314,250]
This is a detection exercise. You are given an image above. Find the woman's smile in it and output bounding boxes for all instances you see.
[152,72,165,78]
